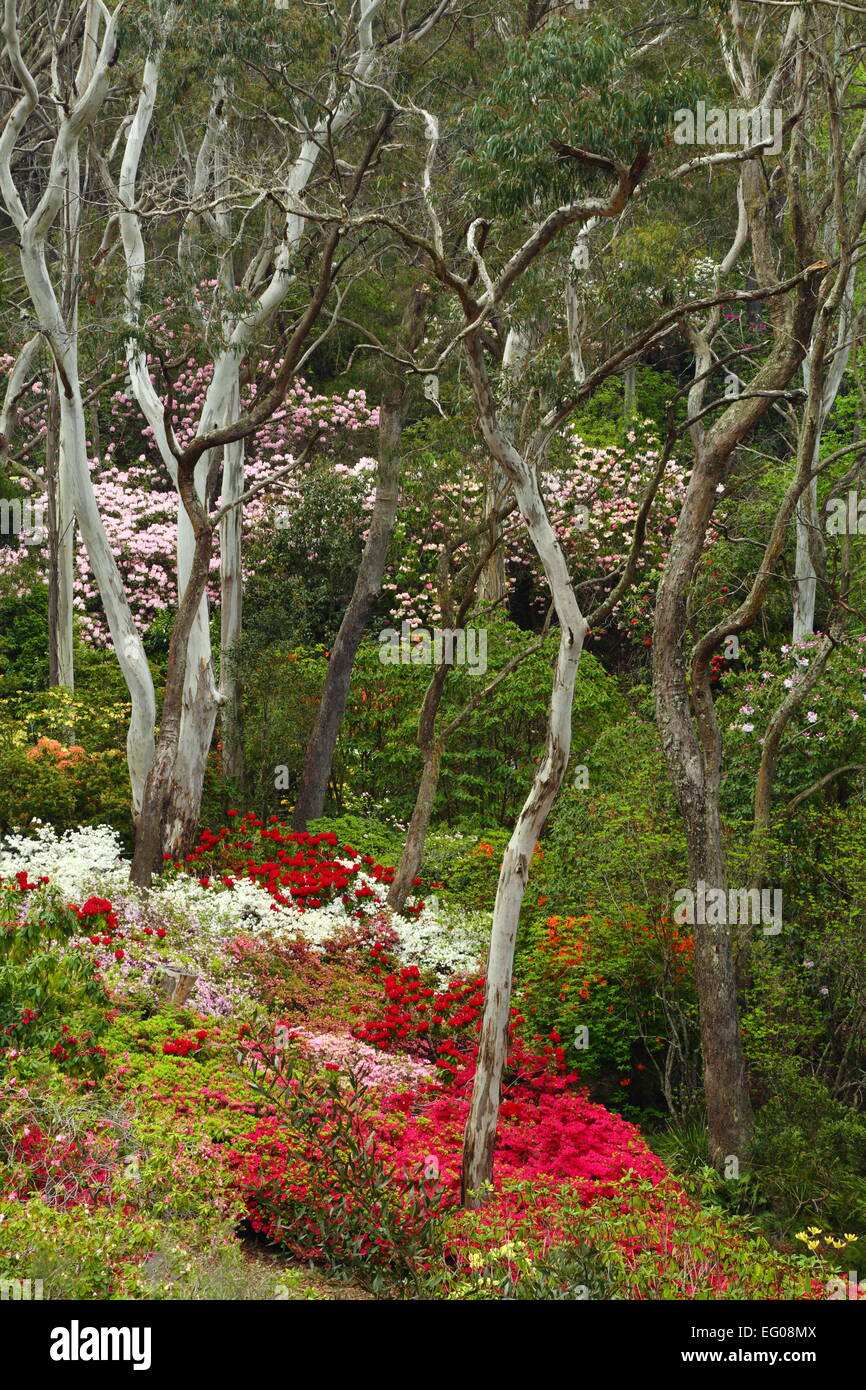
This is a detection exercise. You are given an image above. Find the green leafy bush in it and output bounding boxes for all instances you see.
[337,624,625,828]
[747,1068,866,1256]
[0,880,110,1079]
[419,828,511,911]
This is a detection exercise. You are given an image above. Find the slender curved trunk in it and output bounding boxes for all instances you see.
[219,430,246,782]
[478,463,508,608]
[45,381,75,691]
[461,600,585,1204]
[460,332,589,1206]
[131,481,214,885]
[293,287,427,829]
[291,409,402,828]
[388,657,450,911]
[388,742,444,913]
[21,243,156,817]
[160,364,242,862]
[56,360,156,816]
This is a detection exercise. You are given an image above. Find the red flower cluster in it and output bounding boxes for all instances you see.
[46,1024,106,1065]
[1,870,49,894]
[174,815,427,915]
[354,966,487,1065]
[162,1030,209,1057]
[7,1118,125,1209]
[73,896,120,936]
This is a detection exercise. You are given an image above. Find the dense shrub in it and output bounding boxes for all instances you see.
[228,1034,454,1293]
[0,876,111,1078]
[747,1068,866,1259]
[516,909,699,1119]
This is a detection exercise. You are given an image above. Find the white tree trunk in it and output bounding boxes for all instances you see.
[792,157,865,640]
[792,469,819,642]
[461,335,589,1204]
[56,371,156,808]
[54,420,76,689]
[219,427,245,774]
[0,1,157,814]
[114,2,390,841]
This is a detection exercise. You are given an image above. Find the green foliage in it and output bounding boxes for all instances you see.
[210,643,328,825]
[0,672,133,752]
[447,1173,821,1301]
[337,624,626,828]
[516,716,697,1115]
[569,366,682,446]
[535,715,686,919]
[717,636,866,820]
[419,828,512,911]
[516,905,698,1119]
[0,1053,324,1299]
[0,883,109,1079]
[461,15,694,218]
[737,803,866,1106]
[0,587,51,694]
[305,813,405,867]
[240,465,372,654]
[441,1232,624,1300]
[746,1068,866,1260]
[0,679,134,847]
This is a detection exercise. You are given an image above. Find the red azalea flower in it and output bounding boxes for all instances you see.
[80,896,113,917]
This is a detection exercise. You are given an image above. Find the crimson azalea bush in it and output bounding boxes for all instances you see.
[226,1034,454,1292]
[226,1009,669,1279]
[175,814,427,918]
[352,955,486,1067]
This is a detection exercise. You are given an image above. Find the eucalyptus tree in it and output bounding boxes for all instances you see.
[1,0,460,876]
[107,0,463,877]
[332,7,706,1201]
[651,0,866,1164]
[335,0,866,1193]
[0,0,157,806]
